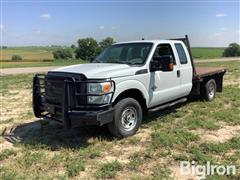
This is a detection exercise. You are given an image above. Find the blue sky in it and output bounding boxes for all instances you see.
[1,0,239,47]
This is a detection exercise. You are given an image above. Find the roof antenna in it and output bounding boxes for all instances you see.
[142,38,145,40]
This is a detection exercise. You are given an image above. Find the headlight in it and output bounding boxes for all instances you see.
[87,82,113,94]
[87,81,114,104]
[87,94,112,104]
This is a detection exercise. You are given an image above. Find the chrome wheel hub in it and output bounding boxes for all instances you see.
[208,82,215,99]
[121,106,137,131]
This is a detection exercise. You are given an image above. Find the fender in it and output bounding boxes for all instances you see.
[112,79,149,105]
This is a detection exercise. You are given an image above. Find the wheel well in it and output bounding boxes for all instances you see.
[201,74,224,93]
[113,89,147,114]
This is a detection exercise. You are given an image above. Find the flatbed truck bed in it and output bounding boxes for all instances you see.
[195,67,226,79]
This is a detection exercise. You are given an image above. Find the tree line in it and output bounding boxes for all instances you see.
[52,37,115,60]
[3,38,239,61]
[52,39,240,61]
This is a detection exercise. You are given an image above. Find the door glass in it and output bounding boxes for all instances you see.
[153,44,176,65]
[175,43,188,64]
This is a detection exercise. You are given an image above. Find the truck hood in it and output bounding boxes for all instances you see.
[50,63,142,79]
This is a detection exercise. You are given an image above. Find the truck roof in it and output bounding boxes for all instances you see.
[114,40,183,45]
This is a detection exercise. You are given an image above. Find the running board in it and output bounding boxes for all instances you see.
[149,98,187,112]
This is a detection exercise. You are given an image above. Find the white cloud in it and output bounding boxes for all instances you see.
[111,26,116,30]
[214,33,222,36]
[0,24,6,32]
[99,25,105,30]
[40,13,51,19]
[33,29,41,34]
[220,27,227,31]
[0,24,3,30]
[216,13,227,17]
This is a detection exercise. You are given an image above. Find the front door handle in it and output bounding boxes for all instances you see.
[177,70,180,78]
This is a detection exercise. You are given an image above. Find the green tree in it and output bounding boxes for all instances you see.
[71,44,76,49]
[75,38,99,60]
[1,46,7,49]
[11,54,22,61]
[223,43,240,57]
[52,48,72,59]
[99,37,115,50]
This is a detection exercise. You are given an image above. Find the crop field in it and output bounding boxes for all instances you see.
[1,47,54,60]
[191,47,225,59]
[0,60,239,179]
[0,47,82,69]
[0,47,226,68]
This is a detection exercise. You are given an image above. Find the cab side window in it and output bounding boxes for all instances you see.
[153,44,176,65]
[175,43,188,64]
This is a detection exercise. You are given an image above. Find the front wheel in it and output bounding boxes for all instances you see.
[108,98,142,137]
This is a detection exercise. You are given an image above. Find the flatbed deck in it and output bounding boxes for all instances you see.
[195,67,226,78]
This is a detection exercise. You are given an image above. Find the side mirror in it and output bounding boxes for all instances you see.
[150,55,174,72]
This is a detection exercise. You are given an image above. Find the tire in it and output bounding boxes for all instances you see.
[201,79,217,101]
[108,98,142,137]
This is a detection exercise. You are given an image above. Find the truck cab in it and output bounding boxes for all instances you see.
[33,36,225,137]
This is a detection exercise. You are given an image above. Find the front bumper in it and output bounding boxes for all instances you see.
[44,107,114,128]
[32,73,114,128]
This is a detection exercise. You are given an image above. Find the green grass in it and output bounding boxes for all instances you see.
[185,116,219,130]
[66,158,85,177]
[1,47,54,61]
[0,149,16,161]
[0,46,84,68]
[128,152,144,170]
[96,160,123,179]
[0,73,33,93]
[1,59,86,68]
[152,164,173,180]
[20,151,46,168]
[191,47,225,59]
[151,129,199,148]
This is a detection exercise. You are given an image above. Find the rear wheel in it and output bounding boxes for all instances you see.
[201,79,217,101]
[108,98,142,137]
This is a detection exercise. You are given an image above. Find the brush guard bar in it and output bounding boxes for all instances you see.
[32,73,115,128]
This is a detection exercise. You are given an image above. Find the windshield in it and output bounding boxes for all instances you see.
[92,43,153,65]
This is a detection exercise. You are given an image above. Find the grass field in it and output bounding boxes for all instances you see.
[0,61,239,179]
[0,47,227,68]
[1,59,86,69]
[191,47,225,59]
[1,47,54,61]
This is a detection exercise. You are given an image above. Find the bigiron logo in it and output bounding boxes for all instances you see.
[180,161,237,179]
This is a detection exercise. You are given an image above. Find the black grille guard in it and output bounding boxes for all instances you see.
[32,73,115,128]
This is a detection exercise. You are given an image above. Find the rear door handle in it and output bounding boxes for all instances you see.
[177,70,180,78]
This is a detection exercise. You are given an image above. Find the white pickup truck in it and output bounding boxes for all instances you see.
[33,35,226,137]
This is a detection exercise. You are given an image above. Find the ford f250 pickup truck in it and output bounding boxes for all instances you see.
[33,35,226,137]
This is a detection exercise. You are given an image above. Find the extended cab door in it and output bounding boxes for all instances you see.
[174,42,193,97]
[148,43,182,108]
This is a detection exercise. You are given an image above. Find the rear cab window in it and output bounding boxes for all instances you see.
[174,43,188,64]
